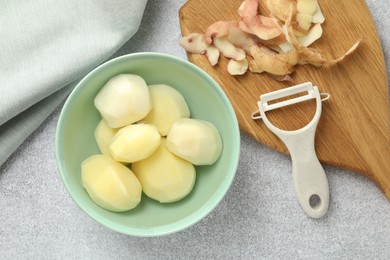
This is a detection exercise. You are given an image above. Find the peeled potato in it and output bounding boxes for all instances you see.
[94,74,152,128]
[143,84,190,136]
[110,123,161,163]
[132,139,196,203]
[82,155,142,212]
[166,118,222,165]
[94,119,118,156]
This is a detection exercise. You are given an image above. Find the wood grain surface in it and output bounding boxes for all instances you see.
[179,0,390,200]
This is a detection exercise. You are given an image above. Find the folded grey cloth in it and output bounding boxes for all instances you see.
[0,0,147,165]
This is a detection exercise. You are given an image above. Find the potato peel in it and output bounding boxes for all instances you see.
[205,46,220,66]
[204,21,238,45]
[325,40,362,66]
[284,4,361,67]
[239,0,283,40]
[180,0,361,78]
[180,33,207,54]
[214,36,247,60]
[227,58,249,75]
[249,44,298,75]
[266,0,295,22]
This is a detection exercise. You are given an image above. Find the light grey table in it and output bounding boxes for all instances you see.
[1,1,390,259]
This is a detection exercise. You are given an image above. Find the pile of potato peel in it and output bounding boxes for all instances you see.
[180,0,361,81]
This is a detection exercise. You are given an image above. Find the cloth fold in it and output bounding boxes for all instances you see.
[0,0,148,165]
[0,83,75,166]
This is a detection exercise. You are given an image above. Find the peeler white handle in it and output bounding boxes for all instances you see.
[280,128,329,219]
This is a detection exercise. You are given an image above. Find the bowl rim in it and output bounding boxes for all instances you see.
[55,52,240,237]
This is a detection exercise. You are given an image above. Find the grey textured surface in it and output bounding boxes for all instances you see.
[1,0,390,259]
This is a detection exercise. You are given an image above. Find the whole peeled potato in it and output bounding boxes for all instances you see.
[166,118,222,165]
[94,74,152,128]
[109,123,161,163]
[94,119,118,157]
[143,84,190,136]
[132,139,196,203]
[81,155,142,212]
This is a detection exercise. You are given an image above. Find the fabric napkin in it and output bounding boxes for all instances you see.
[0,0,148,166]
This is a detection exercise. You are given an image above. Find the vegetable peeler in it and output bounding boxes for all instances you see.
[252,82,330,218]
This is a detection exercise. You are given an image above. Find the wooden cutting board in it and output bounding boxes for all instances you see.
[179,0,390,200]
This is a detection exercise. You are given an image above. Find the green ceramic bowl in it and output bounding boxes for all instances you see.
[56,52,240,236]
